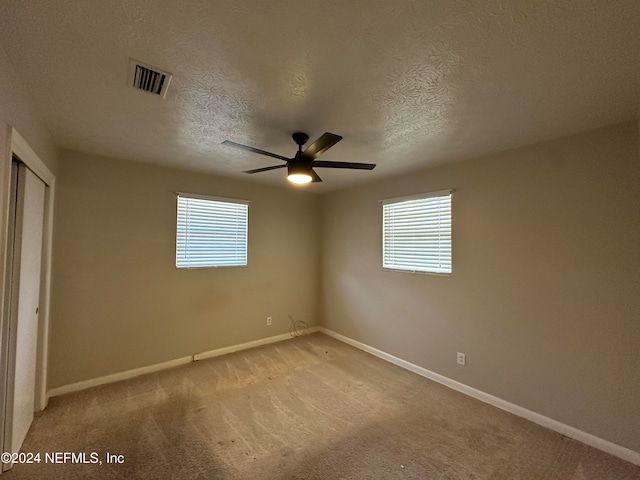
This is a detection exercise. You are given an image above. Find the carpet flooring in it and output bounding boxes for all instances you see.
[4,333,639,479]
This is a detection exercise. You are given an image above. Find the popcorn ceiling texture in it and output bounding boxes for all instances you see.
[0,0,638,190]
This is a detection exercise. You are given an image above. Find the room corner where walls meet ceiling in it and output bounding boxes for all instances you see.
[0,0,637,192]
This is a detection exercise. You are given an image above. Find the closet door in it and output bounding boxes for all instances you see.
[7,163,46,455]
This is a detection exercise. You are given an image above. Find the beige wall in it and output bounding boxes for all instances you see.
[0,46,59,268]
[321,121,640,452]
[49,151,320,388]
[0,46,59,404]
[0,47,59,177]
[4,32,639,455]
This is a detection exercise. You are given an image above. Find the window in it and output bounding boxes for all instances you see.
[176,193,249,268]
[382,190,452,274]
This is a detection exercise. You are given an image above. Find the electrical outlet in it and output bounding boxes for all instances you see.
[457,352,466,366]
[266,316,272,326]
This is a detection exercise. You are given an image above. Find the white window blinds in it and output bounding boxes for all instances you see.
[382,190,452,274]
[176,193,249,268]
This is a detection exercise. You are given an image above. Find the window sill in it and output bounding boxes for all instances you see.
[383,267,451,277]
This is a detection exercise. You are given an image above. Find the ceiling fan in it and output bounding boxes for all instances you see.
[222,132,376,184]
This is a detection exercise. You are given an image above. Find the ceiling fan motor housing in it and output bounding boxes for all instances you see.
[288,159,312,176]
[292,132,309,148]
[224,131,375,183]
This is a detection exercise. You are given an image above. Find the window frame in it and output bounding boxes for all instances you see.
[175,192,250,269]
[381,189,453,276]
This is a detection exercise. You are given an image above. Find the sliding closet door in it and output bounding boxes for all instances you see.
[7,163,46,455]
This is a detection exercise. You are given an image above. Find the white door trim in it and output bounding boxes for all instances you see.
[10,131,55,187]
[8,164,46,457]
[2,128,55,417]
[0,128,55,472]
[9,128,55,414]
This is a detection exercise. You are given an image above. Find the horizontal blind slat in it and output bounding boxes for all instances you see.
[383,193,451,274]
[176,195,248,268]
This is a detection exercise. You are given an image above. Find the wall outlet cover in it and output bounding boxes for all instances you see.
[457,352,466,366]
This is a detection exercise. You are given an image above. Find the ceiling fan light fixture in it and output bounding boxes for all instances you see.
[225,131,375,184]
[287,163,312,184]
[287,174,312,184]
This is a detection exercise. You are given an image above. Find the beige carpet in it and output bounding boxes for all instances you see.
[5,333,639,479]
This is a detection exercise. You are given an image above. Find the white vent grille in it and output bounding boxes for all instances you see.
[127,59,173,98]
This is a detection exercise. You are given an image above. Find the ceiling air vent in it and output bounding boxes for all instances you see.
[127,59,173,98]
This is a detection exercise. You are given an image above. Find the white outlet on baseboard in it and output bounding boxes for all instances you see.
[267,317,272,326]
[457,352,466,366]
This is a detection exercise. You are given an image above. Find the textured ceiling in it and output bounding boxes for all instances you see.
[1,0,638,191]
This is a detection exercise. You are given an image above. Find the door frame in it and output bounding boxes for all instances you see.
[0,127,55,457]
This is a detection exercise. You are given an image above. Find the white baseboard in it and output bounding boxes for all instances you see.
[47,356,193,398]
[193,326,319,361]
[319,327,640,467]
[46,326,638,466]
[47,327,320,398]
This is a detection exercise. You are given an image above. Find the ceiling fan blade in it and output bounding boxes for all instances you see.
[312,160,376,170]
[301,133,342,160]
[310,169,322,183]
[243,164,287,174]
[222,140,290,162]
